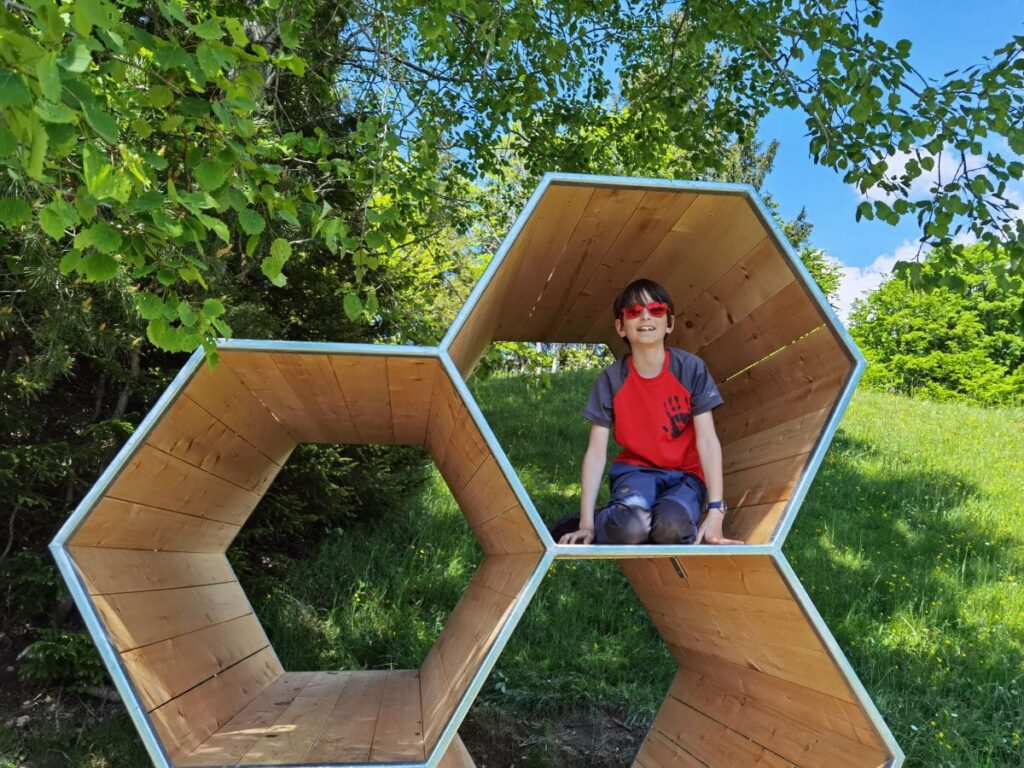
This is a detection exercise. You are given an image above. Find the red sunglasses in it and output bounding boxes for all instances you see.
[621,301,670,320]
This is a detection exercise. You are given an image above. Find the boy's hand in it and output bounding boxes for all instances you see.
[695,511,743,545]
[559,527,595,545]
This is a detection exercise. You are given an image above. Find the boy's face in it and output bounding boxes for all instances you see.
[615,291,674,347]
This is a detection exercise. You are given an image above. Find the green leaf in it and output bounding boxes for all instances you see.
[261,238,291,287]
[202,298,225,318]
[237,207,265,235]
[177,301,197,327]
[196,212,229,242]
[154,45,190,70]
[0,69,32,108]
[0,198,32,227]
[59,40,92,73]
[38,199,78,239]
[27,119,48,181]
[36,52,62,102]
[136,292,164,320]
[81,250,118,281]
[147,318,182,351]
[223,18,248,46]
[34,100,77,124]
[73,0,109,36]
[59,249,82,274]
[0,124,16,157]
[75,221,122,253]
[343,292,362,320]
[194,159,229,190]
[191,18,222,41]
[146,86,174,108]
[83,103,118,143]
[156,268,177,286]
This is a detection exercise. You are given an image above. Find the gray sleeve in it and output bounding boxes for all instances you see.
[674,349,724,414]
[581,369,616,427]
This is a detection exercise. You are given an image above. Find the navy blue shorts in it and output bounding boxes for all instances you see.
[594,462,706,545]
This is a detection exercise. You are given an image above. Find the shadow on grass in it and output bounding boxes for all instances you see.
[788,430,1024,767]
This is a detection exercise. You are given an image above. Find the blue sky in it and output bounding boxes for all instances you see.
[757,1,1024,317]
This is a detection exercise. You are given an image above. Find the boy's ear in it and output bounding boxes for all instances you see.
[614,317,626,338]
[666,315,675,333]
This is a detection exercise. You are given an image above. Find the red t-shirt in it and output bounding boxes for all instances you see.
[581,348,724,483]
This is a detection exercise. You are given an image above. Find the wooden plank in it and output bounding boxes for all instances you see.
[448,265,514,378]
[69,549,233,595]
[715,329,849,442]
[426,367,460,467]
[639,591,826,654]
[221,350,334,443]
[634,728,707,768]
[652,695,797,768]
[557,190,699,340]
[436,583,515,708]
[724,452,808,508]
[94,581,251,652]
[657,623,854,705]
[104,444,262,526]
[123,614,271,711]
[723,501,788,545]
[68,498,239,553]
[185,359,296,464]
[455,455,520,530]
[269,352,360,443]
[471,554,541,599]
[695,282,827,383]
[722,407,832,475]
[654,196,769,310]
[146,394,284,494]
[239,670,349,764]
[150,646,282,762]
[620,555,791,601]
[420,644,454,749]
[673,646,881,749]
[472,506,544,555]
[436,403,487,495]
[437,734,476,768]
[304,670,386,763]
[672,238,799,355]
[668,662,889,767]
[330,354,394,444]
[369,669,425,762]
[522,186,647,340]
[387,356,437,444]
[494,183,595,339]
[182,672,315,766]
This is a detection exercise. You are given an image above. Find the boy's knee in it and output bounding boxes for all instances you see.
[650,501,697,544]
[603,503,651,545]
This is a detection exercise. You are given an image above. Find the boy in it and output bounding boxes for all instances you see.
[558,278,742,546]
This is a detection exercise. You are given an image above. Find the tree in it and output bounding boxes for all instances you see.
[849,244,1024,405]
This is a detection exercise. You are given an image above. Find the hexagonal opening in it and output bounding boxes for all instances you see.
[54,345,547,767]
[447,176,860,545]
[619,552,899,767]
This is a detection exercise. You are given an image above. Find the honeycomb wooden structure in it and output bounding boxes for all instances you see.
[53,175,902,767]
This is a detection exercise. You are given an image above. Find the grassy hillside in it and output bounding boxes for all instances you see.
[3,378,1021,767]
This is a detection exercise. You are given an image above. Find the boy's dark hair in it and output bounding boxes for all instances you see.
[613,278,675,319]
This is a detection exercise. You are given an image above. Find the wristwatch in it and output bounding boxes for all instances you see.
[707,500,728,514]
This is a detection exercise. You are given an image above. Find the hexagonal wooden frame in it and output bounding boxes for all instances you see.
[442,174,904,766]
[51,343,552,768]
[52,173,905,768]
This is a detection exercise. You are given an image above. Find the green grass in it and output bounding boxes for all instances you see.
[7,375,1021,767]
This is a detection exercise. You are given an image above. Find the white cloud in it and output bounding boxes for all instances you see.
[833,241,921,322]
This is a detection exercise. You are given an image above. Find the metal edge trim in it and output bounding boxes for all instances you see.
[537,171,755,196]
[426,550,556,767]
[49,347,207,548]
[552,543,776,559]
[217,339,442,357]
[773,553,906,766]
[48,545,174,768]
[772,355,867,546]
[439,174,555,356]
[439,351,556,550]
